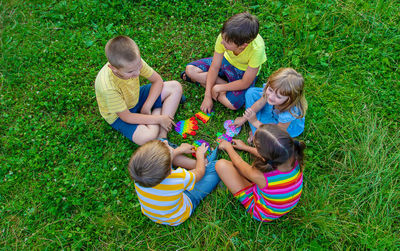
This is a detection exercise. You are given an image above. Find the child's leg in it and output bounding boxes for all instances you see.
[159,80,182,138]
[184,160,220,210]
[184,58,228,87]
[131,108,162,145]
[215,159,252,195]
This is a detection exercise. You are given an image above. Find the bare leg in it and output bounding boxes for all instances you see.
[185,65,227,87]
[159,80,182,138]
[216,92,237,110]
[131,108,162,145]
[215,159,252,194]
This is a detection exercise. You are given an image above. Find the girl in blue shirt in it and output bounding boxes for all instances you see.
[233,68,308,142]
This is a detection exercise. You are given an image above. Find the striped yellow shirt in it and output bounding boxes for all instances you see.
[134,168,196,226]
[95,59,154,124]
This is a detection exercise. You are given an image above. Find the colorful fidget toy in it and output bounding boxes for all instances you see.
[174,116,199,139]
[216,132,233,144]
[195,111,214,124]
[224,120,241,136]
[192,139,210,157]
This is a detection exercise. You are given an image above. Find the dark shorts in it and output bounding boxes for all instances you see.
[188,57,257,109]
[110,84,162,141]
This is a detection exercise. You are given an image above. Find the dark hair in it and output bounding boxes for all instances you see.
[221,12,259,46]
[128,140,171,187]
[253,124,306,172]
[105,35,140,68]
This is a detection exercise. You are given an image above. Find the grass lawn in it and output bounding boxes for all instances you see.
[1,0,399,249]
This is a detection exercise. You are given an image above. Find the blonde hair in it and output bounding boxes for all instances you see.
[263,68,308,118]
[128,140,171,187]
[105,35,140,68]
[253,124,306,173]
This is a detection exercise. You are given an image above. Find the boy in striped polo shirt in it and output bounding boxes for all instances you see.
[128,140,219,226]
[95,35,182,145]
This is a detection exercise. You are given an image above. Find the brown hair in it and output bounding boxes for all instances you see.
[105,35,140,68]
[128,140,172,187]
[263,68,308,118]
[221,12,259,46]
[253,124,306,172]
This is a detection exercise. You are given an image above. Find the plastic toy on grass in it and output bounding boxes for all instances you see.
[216,120,242,144]
[216,132,232,144]
[195,111,215,124]
[174,116,199,139]
[192,139,211,158]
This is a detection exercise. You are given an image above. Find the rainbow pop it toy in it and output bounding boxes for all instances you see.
[192,139,210,157]
[174,116,199,139]
[195,111,214,124]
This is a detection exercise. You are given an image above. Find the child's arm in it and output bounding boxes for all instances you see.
[201,52,224,114]
[140,71,164,115]
[219,140,266,187]
[117,110,174,131]
[231,139,261,158]
[189,143,209,182]
[233,96,268,127]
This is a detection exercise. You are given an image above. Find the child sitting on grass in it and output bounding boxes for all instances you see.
[128,140,219,226]
[95,35,182,145]
[182,12,267,113]
[216,124,305,222]
[233,68,308,143]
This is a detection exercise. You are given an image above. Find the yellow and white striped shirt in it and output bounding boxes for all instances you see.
[95,59,154,124]
[134,168,196,226]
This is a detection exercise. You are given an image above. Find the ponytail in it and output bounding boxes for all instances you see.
[293,140,306,171]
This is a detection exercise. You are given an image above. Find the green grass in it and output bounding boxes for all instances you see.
[1,0,399,249]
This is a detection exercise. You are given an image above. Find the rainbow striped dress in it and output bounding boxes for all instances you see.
[234,161,303,222]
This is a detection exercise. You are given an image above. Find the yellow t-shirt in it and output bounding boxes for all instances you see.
[214,33,266,74]
[95,59,154,124]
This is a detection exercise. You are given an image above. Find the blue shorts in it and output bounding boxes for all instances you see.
[110,84,162,141]
[188,57,257,109]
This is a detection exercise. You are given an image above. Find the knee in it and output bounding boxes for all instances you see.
[215,159,231,173]
[164,80,182,96]
[185,65,198,77]
[133,127,159,145]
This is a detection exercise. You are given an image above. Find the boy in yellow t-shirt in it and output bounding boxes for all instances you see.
[95,36,182,145]
[182,12,267,113]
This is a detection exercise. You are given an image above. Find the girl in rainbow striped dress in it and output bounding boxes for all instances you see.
[216,124,305,222]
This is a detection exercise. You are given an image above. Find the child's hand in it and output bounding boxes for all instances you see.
[218,140,232,151]
[211,85,222,100]
[201,96,213,114]
[243,108,257,124]
[159,115,176,131]
[232,116,247,128]
[196,143,209,158]
[232,139,247,151]
[177,143,195,154]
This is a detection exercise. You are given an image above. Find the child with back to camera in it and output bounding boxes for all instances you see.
[95,35,182,145]
[128,140,219,226]
[216,124,305,222]
[181,12,267,113]
[233,68,307,143]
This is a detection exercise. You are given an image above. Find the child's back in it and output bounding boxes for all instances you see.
[128,140,220,226]
[216,124,306,222]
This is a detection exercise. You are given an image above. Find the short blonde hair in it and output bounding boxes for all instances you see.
[128,140,171,187]
[263,68,308,118]
[105,35,140,68]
